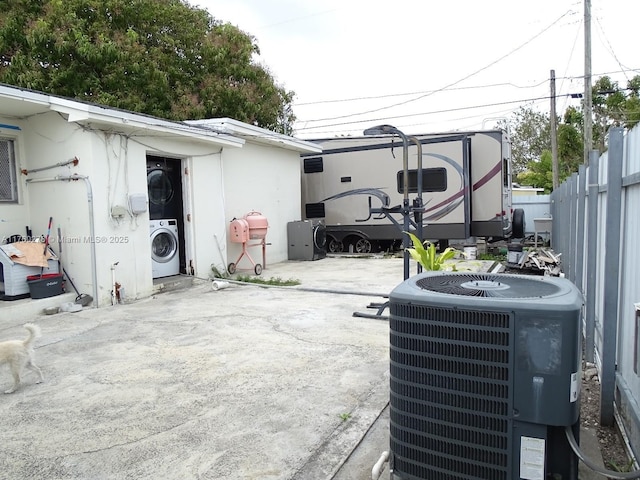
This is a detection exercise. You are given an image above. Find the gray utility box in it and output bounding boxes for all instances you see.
[287,220,326,261]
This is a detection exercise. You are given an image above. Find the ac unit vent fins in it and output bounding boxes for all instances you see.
[415,272,562,298]
[390,305,512,479]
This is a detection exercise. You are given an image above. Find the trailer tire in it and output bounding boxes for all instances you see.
[354,237,372,254]
[328,237,344,253]
[227,263,236,274]
[512,208,525,238]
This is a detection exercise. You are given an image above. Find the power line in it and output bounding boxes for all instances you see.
[594,14,630,82]
[294,81,549,107]
[295,93,575,132]
[297,9,577,124]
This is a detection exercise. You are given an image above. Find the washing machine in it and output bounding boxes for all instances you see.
[287,219,327,261]
[150,219,180,278]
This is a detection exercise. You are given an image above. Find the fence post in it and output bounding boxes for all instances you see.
[568,173,578,282]
[576,165,587,292]
[585,151,599,363]
[600,127,624,426]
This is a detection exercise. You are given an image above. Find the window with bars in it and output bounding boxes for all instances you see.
[0,138,18,203]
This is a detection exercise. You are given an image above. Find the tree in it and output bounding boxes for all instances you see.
[557,106,583,178]
[506,105,582,191]
[590,75,640,151]
[505,75,640,192]
[0,0,295,133]
[517,150,554,193]
[499,107,551,174]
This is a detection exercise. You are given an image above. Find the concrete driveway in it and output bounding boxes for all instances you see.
[1,255,413,480]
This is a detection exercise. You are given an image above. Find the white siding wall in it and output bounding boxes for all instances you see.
[222,142,302,270]
[2,107,306,306]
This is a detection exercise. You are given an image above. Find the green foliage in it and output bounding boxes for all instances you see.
[499,107,551,174]
[516,150,554,193]
[504,75,640,192]
[235,275,300,286]
[405,232,457,271]
[607,459,635,473]
[0,0,295,133]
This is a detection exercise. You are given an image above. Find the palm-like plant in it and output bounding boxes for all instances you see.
[405,232,457,271]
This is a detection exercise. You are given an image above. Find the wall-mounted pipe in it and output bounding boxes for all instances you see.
[25,174,99,307]
[21,157,79,175]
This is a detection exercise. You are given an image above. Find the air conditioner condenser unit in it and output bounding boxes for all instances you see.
[388,272,583,480]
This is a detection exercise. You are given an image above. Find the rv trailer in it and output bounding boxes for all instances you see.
[301,130,524,253]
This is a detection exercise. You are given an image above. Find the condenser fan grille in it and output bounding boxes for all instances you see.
[390,305,512,479]
[416,273,562,298]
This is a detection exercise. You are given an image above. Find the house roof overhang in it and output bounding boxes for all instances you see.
[186,118,322,154]
[0,84,244,148]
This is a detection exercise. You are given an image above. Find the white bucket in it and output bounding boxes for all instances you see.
[211,280,230,291]
[507,245,524,264]
[463,246,477,260]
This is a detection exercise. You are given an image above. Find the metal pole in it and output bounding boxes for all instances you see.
[550,69,559,190]
[408,135,424,275]
[584,0,593,165]
[394,130,411,280]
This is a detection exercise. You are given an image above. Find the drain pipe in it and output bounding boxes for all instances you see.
[25,174,99,307]
[371,451,389,480]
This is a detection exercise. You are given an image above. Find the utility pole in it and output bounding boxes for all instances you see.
[584,0,593,164]
[550,69,559,190]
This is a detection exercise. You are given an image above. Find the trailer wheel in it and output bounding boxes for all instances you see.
[227,263,236,274]
[512,208,525,238]
[354,237,372,254]
[328,237,344,253]
[254,264,263,275]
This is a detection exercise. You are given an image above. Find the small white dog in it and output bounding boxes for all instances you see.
[0,323,44,393]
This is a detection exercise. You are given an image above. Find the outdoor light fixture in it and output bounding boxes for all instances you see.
[363,124,411,280]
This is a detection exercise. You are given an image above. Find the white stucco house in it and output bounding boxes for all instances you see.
[0,83,321,308]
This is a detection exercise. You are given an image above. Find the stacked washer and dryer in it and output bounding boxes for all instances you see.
[148,158,182,278]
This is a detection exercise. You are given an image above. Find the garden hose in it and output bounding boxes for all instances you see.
[565,425,640,479]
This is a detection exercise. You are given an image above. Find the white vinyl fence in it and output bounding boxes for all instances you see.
[551,126,640,462]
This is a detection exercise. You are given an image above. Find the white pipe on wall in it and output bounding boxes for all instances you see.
[25,174,99,307]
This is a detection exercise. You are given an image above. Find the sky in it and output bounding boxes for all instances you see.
[193,0,639,139]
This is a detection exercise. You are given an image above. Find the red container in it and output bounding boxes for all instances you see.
[244,211,269,239]
[26,273,65,299]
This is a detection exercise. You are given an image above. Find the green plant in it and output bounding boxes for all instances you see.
[339,413,351,422]
[235,275,300,286]
[210,265,229,279]
[477,252,507,262]
[607,459,635,472]
[404,232,457,271]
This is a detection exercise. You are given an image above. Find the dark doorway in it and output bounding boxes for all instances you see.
[146,156,186,274]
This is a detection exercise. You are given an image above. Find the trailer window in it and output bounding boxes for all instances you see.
[396,168,447,194]
[305,203,326,218]
[304,157,324,173]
